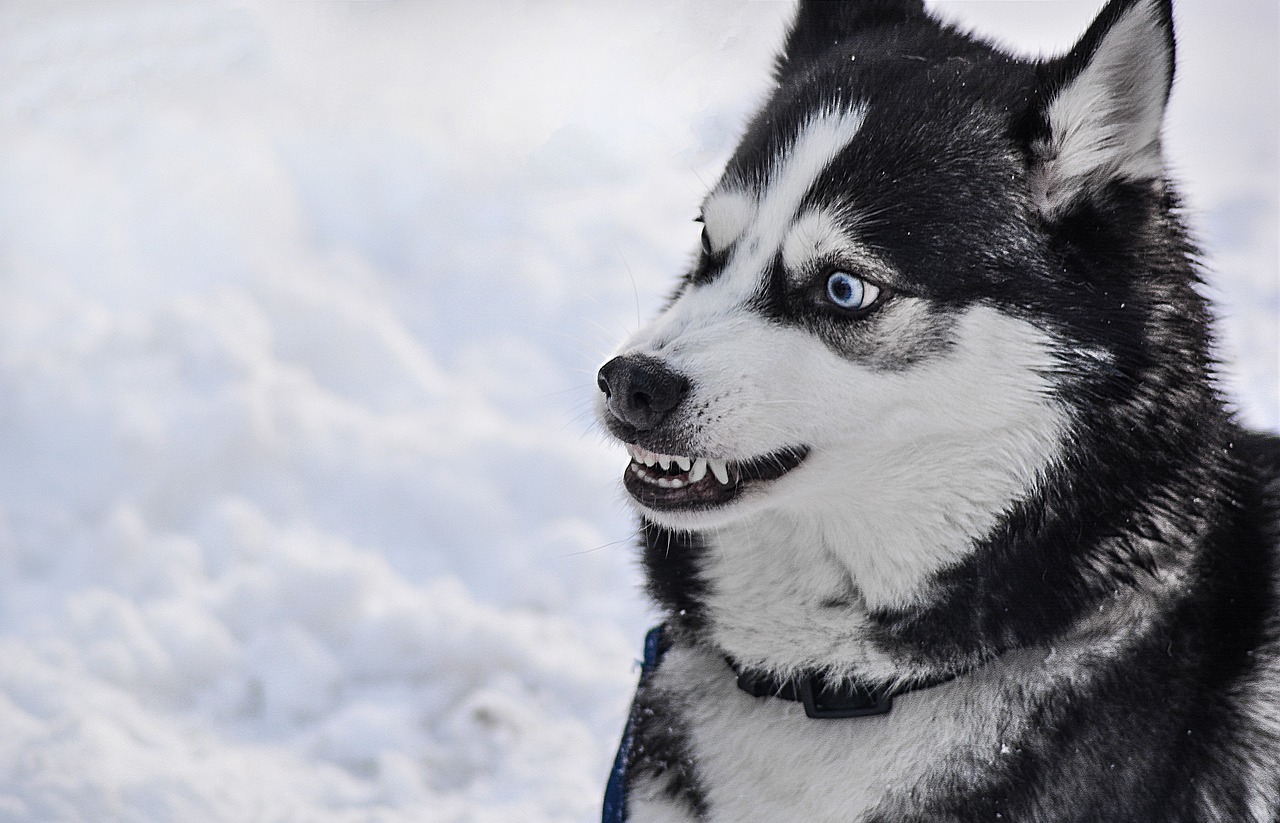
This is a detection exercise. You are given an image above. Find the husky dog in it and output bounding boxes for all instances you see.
[595,0,1280,820]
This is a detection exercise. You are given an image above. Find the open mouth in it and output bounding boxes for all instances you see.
[622,444,809,511]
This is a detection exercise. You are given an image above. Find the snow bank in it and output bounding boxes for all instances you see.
[0,2,1272,821]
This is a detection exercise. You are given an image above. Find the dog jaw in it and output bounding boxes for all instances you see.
[607,302,1069,611]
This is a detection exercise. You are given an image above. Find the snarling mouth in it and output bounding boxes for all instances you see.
[623,444,809,511]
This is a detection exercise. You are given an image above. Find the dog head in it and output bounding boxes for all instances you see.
[597,0,1194,595]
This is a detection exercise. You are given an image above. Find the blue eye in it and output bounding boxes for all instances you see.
[825,271,880,311]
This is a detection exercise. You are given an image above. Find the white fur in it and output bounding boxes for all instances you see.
[612,96,1067,684]
[699,190,755,255]
[620,104,880,450]
[615,99,1068,625]
[697,309,1066,682]
[628,791,697,823]
[631,625,1141,822]
[611,299,1069,687]
[1033,0,1170,215]
[745,104,867,255]
[609,2,1275,818]
[692,104,868,301]
[1242,673,1280,820]
[781,207,852,274]
[1238,525,1280,822]
[630,579,1184,822]
[636,304,1065,613]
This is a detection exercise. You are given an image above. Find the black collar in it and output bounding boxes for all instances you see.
[728,658,959,719]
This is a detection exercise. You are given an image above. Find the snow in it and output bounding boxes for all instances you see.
[0,2,1272,821]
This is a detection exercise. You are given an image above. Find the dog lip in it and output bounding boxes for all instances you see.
[622,445,809,512]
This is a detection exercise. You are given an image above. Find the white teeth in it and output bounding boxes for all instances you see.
[624,447,731,486]
[628,462,687,488]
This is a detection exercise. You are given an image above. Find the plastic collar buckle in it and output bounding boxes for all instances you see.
[797,675,893,719]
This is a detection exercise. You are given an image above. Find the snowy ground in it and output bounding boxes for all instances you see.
[0,2,1273,821]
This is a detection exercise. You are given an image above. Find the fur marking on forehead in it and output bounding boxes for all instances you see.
[782,208,849,274]
[703,104,868,256]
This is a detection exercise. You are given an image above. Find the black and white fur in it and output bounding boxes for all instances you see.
[596,1,1280,820]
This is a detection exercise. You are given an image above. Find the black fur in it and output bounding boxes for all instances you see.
[640,521,709,636]
[608,1,1280,819]
[623,625,709,817]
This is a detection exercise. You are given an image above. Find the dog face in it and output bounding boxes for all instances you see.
[597,0,1178,598]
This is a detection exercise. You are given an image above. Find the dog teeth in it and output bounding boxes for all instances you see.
[624,447,732,486]
[626,444,658,466]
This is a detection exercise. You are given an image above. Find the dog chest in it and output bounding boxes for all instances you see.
[627,643,1015,823]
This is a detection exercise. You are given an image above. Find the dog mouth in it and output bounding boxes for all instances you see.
[622,444,809,511]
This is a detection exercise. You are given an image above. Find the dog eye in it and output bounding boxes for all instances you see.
[693,215,713,256]
[825,271,880,311]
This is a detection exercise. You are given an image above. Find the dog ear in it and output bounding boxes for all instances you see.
[776,0,927,79]
[1028,0,1175,217]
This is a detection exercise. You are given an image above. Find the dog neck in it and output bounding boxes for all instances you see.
[642,419,1241,689]
[642,510,966,685]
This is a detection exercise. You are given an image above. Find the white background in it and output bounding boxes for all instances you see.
[0,2,1273,820]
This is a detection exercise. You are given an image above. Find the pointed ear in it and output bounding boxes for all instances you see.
[776,0,927,79]
[1029,0,1175,217]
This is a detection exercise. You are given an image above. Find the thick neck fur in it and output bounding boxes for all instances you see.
[648,417,1240,688]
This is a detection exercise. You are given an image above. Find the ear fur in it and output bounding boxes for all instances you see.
[776,0,927,79]
[1029,0,1175,217]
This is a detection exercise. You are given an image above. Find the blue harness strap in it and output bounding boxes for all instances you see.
[602,625,665,823]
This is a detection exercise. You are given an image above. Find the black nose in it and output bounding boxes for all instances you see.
[597,354,690,432]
